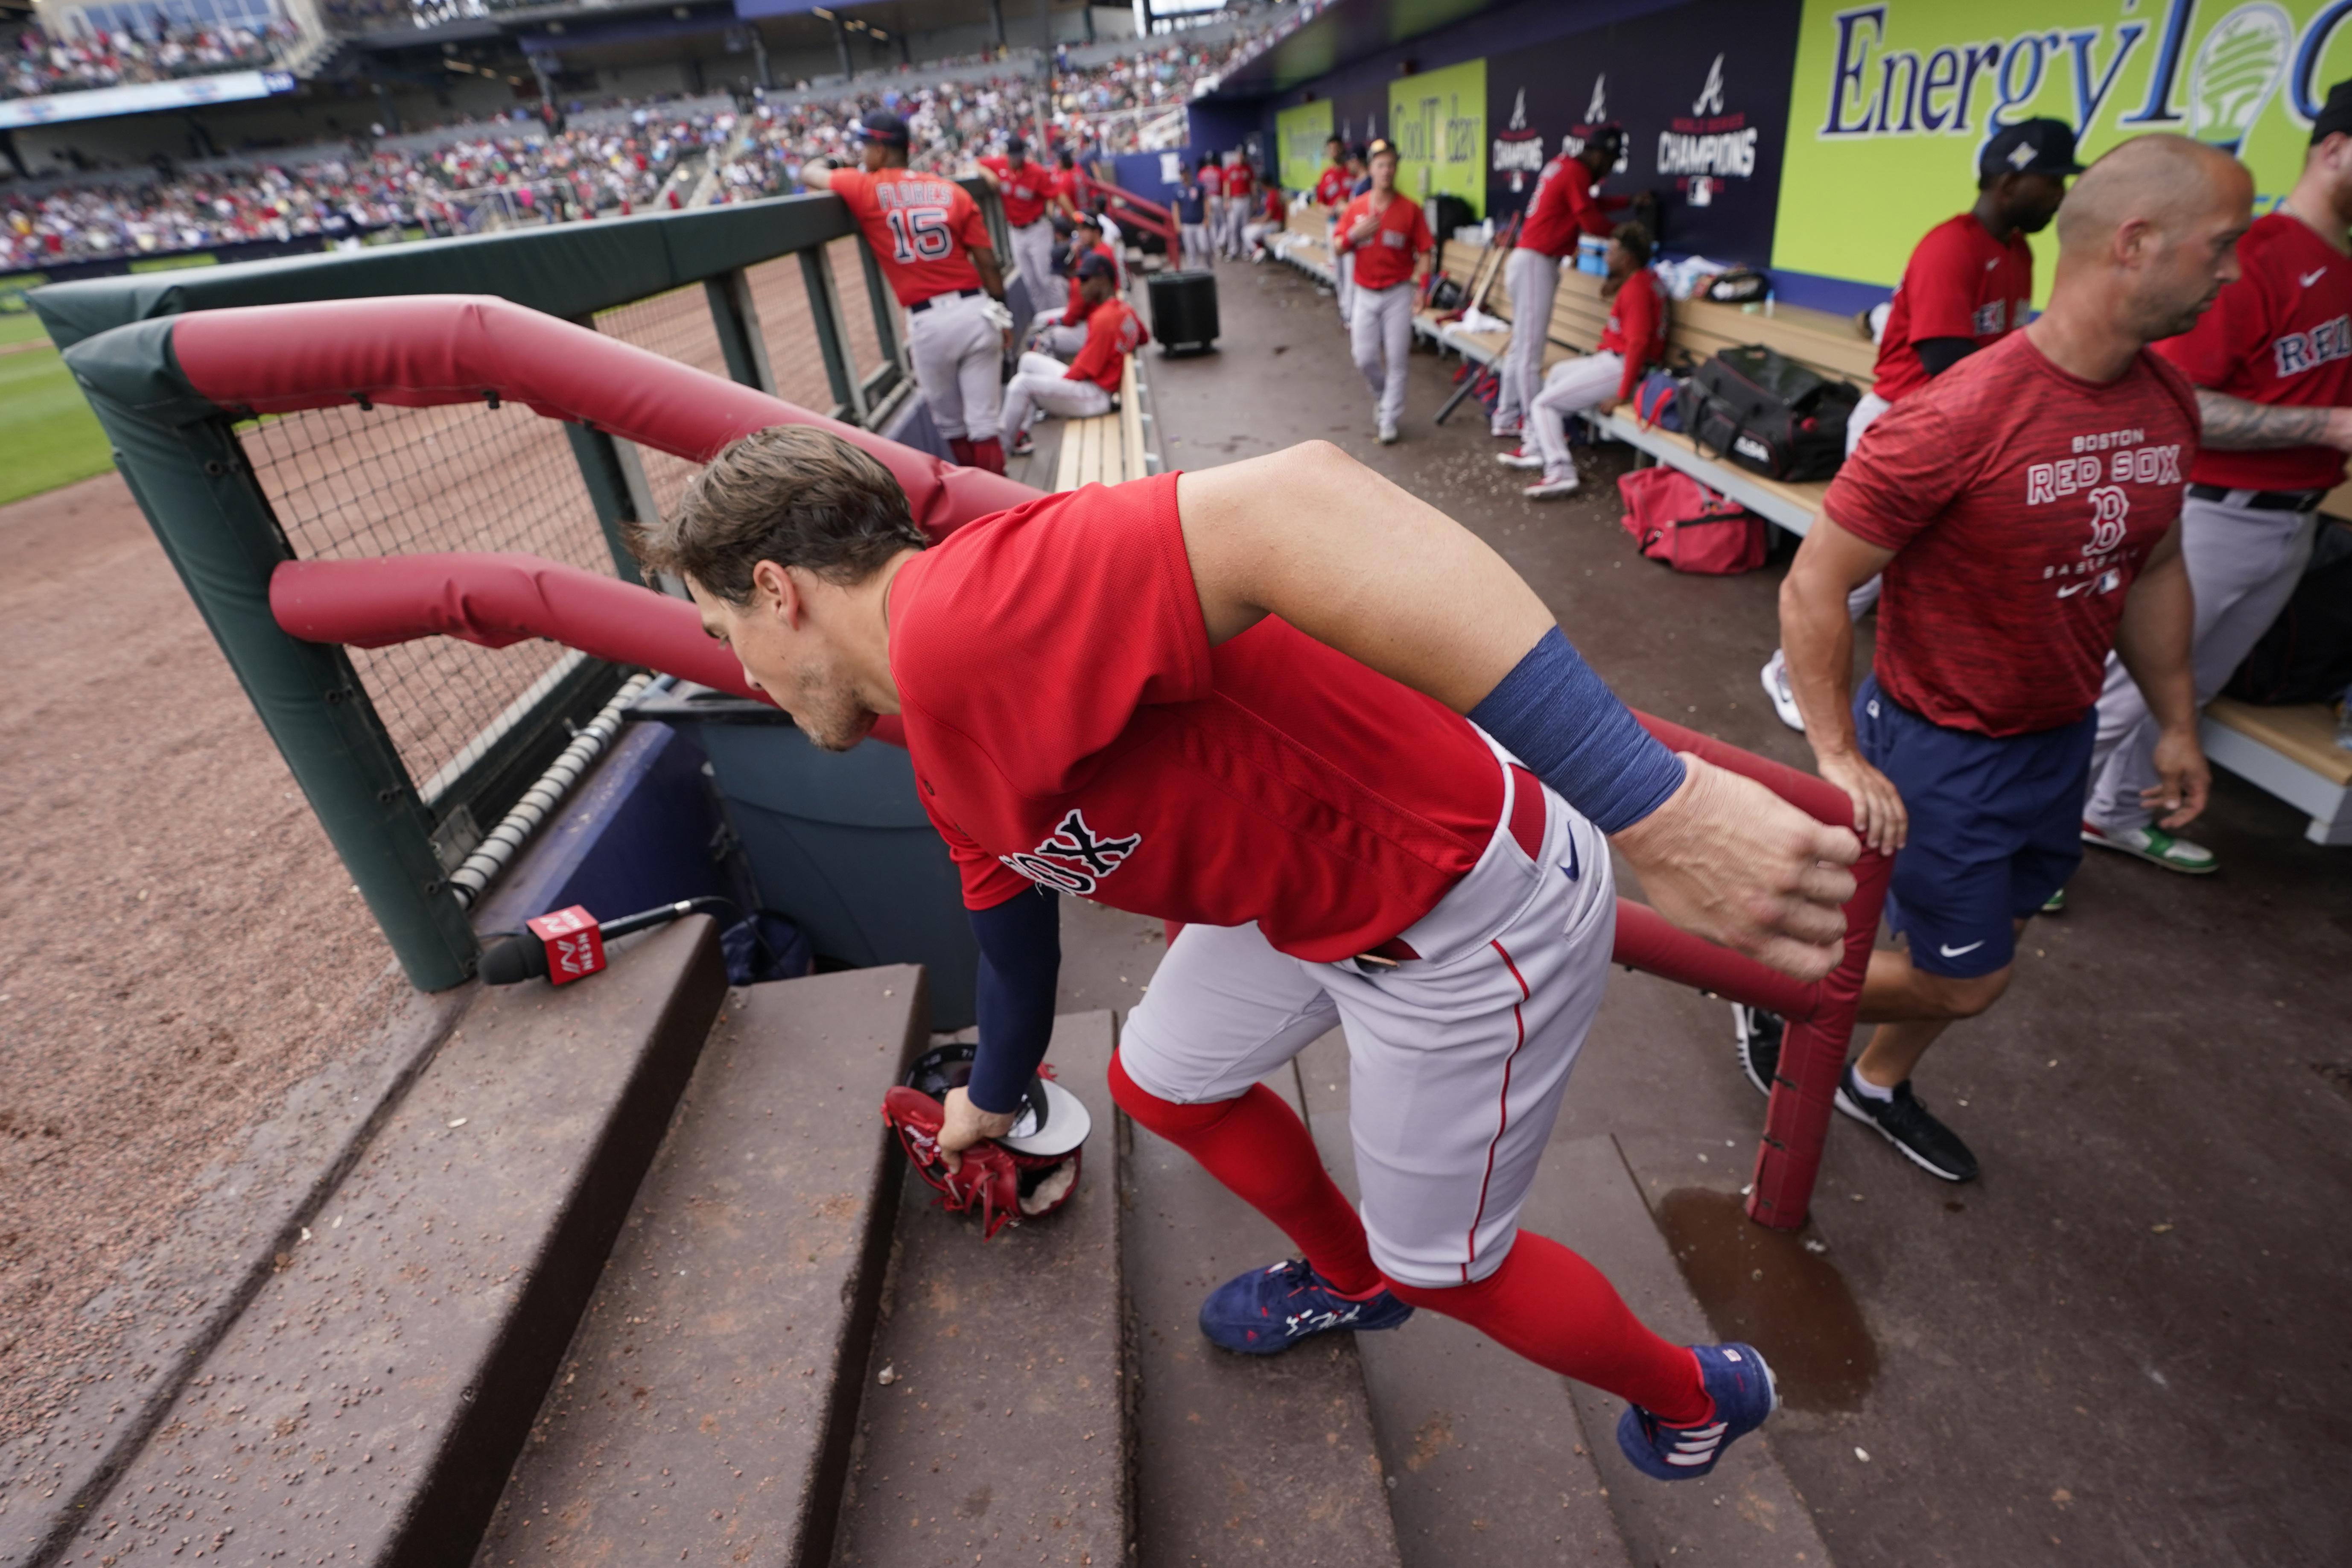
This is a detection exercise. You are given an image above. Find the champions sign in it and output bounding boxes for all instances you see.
[1775,0,2352,292]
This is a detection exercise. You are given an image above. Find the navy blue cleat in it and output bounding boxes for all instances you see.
[1198,1258,1415,1355]
[1615,1342,1779,1480]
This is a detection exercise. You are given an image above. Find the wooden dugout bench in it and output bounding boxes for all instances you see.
[1417,238,2352,847]
[1051,353,1153,491]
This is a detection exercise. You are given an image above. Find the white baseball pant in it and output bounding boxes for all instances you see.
[1242,218,1280,256]
[1008,218,1059,308]
[1335,244,1357,327]
[1120,749,1614,1287]
[1350,281,1415,430]
[1030,318,1088,358]
[1224,195,1250,257]
[1527,351,1624,482]
[1495,248,1560,436]
[2084,489,2321,834]
[905,291,1002,444]
[1837,390,1893,618]
[1180,220,1212,271]
[1001,350,1112,435]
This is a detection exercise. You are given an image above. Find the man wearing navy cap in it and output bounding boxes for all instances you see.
[978,135,1059,312]
[1758,118,2079,733]
[806,110,1014,473]
[1001,252,1150,457]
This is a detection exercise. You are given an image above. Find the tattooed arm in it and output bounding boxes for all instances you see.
[2194,388,2352,450]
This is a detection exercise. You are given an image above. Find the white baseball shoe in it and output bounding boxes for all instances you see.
[1760,648,1804,732]
[1377,422,1400,445]
[1496,446,1545,471]
[1523,471,1580,499]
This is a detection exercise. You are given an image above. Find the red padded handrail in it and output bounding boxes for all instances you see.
[171,294,1041,541]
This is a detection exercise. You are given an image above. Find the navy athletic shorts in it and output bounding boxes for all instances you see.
[1854,674,2095,980]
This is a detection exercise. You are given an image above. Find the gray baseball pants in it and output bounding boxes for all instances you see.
[906,291,1002,443]
[1350,280,1415,430]
[1495,248,1559,436]
[2084,490,2320,833]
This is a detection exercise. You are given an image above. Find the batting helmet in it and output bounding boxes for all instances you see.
[882,1042,1089,1240]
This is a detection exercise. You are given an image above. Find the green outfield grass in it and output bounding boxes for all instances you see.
[0,328,117,507]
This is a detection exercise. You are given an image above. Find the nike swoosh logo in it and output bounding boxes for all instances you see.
[2303,268,2328,286]
[1939,940,1986,958]
[2055,581,2092,597]
[1561,824,1581,883]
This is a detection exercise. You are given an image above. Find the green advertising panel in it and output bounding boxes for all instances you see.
[1775,0,2352,296]
[1277,98,1335,193]
[1390,58,1488,219]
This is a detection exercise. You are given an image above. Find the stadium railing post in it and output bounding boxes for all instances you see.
[703,269,779,396]
[62,322,480,991]
[854,240,905,400]
[798,246,866,421]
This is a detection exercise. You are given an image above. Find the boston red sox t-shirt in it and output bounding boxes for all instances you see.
[1871,213,2034,405]
[827,167,990,306]
[887,472,1505,960]
[978,155,1052,228]
[1825,329,2200,737]
[2154,211,2352,493]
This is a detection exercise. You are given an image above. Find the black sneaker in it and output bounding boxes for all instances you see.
[1833,1064,1979,1183]
[1733,1004,1783,1098]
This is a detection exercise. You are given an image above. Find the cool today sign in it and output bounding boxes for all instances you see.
[1775,0,2352,294]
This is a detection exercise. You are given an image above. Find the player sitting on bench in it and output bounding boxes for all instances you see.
[1005,253,1150,458]
[1503,221,1666,500]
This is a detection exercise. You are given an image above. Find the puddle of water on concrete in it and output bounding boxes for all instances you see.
[1654,1186,1879,1413]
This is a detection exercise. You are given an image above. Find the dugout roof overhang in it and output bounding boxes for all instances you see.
[1202,0,1506,100]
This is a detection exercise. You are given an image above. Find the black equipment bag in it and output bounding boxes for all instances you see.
[2224,520,2352,704]
[1426,193,1475,245]
[1146,269,1220,354]
[1686,345,1859,483]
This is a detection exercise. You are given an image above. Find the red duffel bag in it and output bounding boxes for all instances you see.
[1617,466,1767,575]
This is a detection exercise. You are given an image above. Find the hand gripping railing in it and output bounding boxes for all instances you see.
[1620,716,1891,1231]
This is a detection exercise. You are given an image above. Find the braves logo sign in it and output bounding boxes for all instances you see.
[1000,809,1142,895]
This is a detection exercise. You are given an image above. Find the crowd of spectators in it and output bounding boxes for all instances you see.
[2,108,728,269]
[2,6,1311,271]
[4,18,298,102]
[712,17,1292,201]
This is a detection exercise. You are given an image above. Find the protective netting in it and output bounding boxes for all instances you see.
[236,399,610,799]
[744,237,892,419]
[592,284,731,520]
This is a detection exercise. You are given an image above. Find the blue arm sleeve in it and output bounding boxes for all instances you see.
[964,885,1062,1115]
[1468,627,1687,834]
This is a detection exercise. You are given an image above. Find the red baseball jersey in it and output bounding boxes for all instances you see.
[1067,297,1149,391]
[1825,331,2200,736]
[1225,164,1255,198]
[1598,268,1667,402]
[828,167,991,306]
[979,154,1052,227]
[1520,154,1621,258]
[888,473,1504,960]
[2154,211,2352,492]
[1061,241,1119,324]
[1314,164,1351,207]
[1871,213,2034,405]
[1050,166,1080,207]
[1196,164,1225,196]
[1334,192,1433,291]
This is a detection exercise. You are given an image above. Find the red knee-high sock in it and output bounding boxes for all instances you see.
[966,436,1007,475]
[948,436,977,467]
[1386,1233,1710,1424]
[1108,1052,1381,1296]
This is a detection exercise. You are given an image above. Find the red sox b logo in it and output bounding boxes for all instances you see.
[1001,809,1142,895]
[2084,486,2129,556]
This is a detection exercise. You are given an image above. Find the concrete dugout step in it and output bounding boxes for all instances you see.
[829,1011,1126,1568]
[1123,1054,1403,1568]
[56,917,731,1568]
[1293,1028,1833,1567]
[475,964,931,1568]
[1293,1031,1629,1568]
